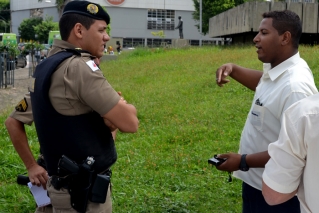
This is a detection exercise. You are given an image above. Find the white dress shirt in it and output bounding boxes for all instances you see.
[263,93,319,213]
[233,52,318,190]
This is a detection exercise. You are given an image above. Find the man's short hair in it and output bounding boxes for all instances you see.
[59,14,95,41]
[262,10,302,49]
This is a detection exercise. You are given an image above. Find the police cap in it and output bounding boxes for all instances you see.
[62,1,110,24]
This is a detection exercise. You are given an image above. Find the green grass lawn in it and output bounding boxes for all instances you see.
[1,45,319,212]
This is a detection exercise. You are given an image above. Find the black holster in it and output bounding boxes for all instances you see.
[68,169,94,213]
[54,155,111,212]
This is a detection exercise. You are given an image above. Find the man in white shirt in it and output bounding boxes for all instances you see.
[215,10,317,213]
[262,93,319,213]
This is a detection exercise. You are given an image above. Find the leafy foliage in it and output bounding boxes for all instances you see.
[192,0,247,35]
[23,41,45,73]
[33,16,59,43]
[0,42,19,58]
[151,31,166,38]
[0,0,10,33]
[18,17,43,41]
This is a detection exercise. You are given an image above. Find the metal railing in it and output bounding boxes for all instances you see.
[0,52,15,88]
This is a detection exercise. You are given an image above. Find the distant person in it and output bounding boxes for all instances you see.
[215,10,317,213]
[35,49,41,64]
[116,41,121,54]
[262,93,319,213]
[108,46,114,55]
[175,16,183,39]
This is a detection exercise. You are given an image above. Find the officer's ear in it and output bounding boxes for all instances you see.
[73,23,84,39]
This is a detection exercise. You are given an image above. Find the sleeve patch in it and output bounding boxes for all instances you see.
[86,60,100,72]
[15,98,28,112]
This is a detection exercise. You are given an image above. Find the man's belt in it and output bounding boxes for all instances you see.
[51,168,111,190]
[51,175,71,190]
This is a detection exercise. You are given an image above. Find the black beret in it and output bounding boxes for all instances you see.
[62,1,110,24]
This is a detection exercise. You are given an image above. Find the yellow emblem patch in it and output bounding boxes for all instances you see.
[87,4,99,14]
[15,98,28,112]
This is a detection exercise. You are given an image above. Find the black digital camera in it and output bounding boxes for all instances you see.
[208,155,227,166]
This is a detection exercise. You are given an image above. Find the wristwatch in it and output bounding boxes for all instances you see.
[239,154,249,171]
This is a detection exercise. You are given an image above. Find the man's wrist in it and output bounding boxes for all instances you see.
[239,154,249,171]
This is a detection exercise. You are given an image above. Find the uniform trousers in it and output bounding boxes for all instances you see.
[46,178,112,213]
[35,205,53,213]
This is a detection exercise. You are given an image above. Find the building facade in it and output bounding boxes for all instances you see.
[209,1,319,45]
[10,0,219,47]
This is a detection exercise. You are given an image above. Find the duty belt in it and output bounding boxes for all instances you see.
[51,175,71,190]
[51,169,111,190]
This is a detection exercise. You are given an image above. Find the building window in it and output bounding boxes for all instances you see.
[147,9,175,30]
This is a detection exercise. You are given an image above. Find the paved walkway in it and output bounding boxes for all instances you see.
[0,67,32,113]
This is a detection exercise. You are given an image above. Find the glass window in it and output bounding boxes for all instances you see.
[147,9,175,30]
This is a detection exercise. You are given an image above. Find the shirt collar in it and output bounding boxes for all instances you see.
[262,52,300,81]
[49,39,93,58]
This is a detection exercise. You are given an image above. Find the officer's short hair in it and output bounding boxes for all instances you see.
[59,1,110,41]
[262,10,301,49]
[59,14,94,41]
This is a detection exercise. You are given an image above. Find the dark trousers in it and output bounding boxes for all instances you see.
[242,182,300,213]
[179,29,183,39]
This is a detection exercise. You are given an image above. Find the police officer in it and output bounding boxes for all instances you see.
[29,1,138,212]
[5,57,112,213]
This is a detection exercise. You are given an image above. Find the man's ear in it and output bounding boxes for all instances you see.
[281,31,291,46]
[73,23,83,39]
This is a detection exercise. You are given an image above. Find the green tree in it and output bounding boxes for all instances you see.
[34,15,59,43]
[24,41,44,74]
[151,31,165,38]
[0,41,19,88]
[0,41,19,58]
[18,17,43,41]
[192,0,247,35]
[0,0,10,33]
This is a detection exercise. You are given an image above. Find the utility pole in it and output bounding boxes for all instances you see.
[199,0,202,47]
[9,0,12,32]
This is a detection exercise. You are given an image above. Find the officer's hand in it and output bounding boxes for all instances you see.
[215,153,241,172]
[28,163,49,189]
[216,63,233,87]
[117,91,127,104]
[103,118,118,132]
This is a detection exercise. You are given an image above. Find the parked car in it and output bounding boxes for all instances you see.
[15,54,27,68]
[18,42,26,51]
